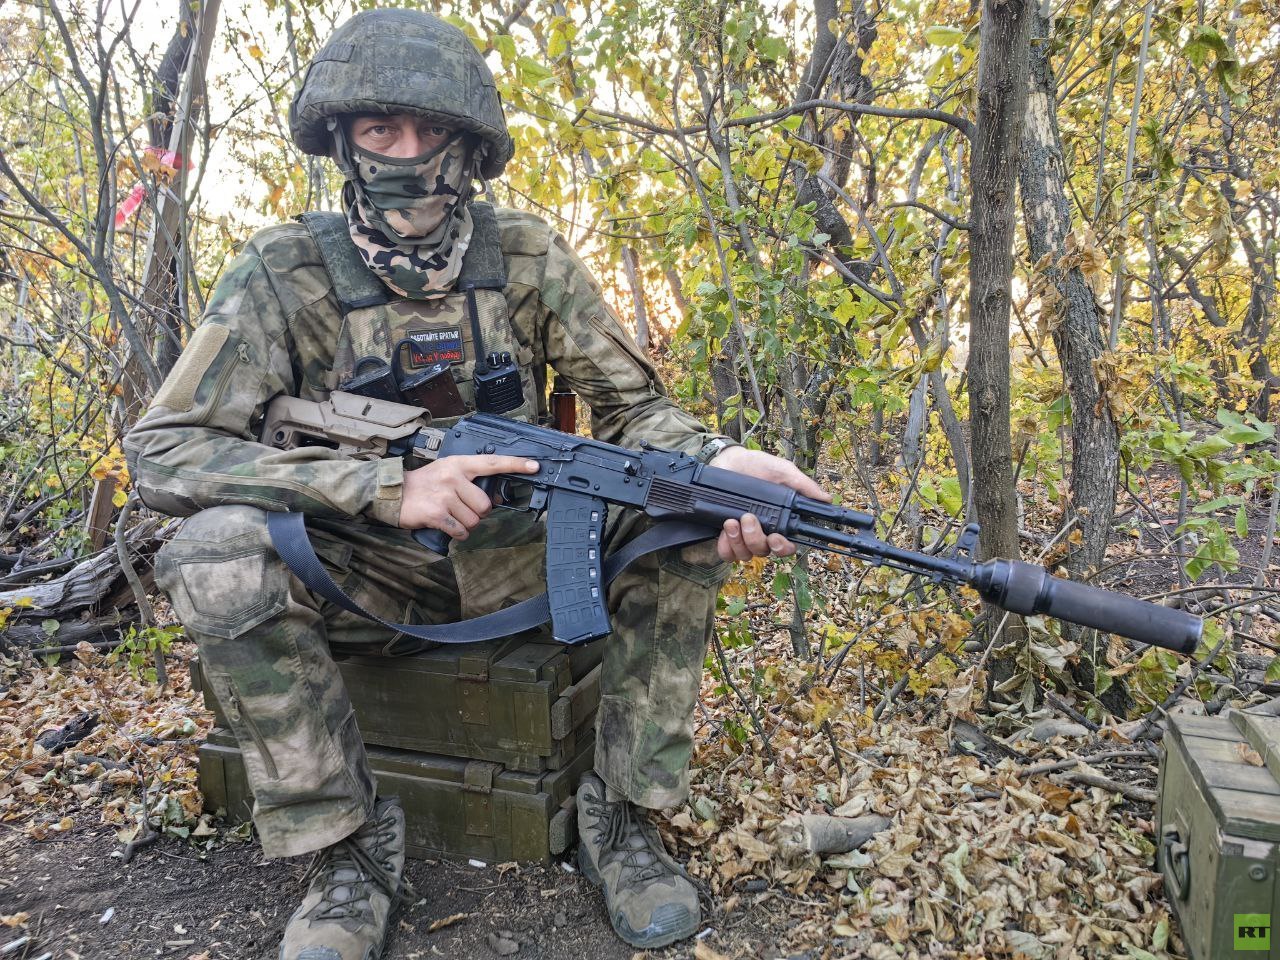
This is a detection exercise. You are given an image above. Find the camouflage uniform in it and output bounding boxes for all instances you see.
[124,208,732,859]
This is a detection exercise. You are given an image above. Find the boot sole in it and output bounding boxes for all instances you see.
[575,845,698,950]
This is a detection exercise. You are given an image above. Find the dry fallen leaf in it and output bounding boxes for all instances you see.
[0,912,29,927]
[1037,782,1076,813]
[1237,742,1265,767]
[694,942,732,960]
[427,912,469,933]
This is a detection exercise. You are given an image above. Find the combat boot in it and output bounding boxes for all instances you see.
[279,796,413,960]
[575,773,700,949]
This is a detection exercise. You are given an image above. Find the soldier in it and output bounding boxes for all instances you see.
[124,9,827,959]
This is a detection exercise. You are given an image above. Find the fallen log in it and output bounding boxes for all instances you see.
[0,517,166,652]
[7,619,129,651]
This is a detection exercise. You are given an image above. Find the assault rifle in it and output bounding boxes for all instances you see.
[262,392,1202,653]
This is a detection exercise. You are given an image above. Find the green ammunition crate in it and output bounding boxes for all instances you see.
[191,634,602,772]
[199,726,591,863]
[1158,710,1280,959]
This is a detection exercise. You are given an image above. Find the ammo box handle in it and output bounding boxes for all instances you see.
[1160,826,1190,901]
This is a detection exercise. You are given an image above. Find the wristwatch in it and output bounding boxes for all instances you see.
[695,436,738,464]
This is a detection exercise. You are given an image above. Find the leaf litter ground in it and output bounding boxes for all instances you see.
[2,467,1274,958]
[0,647,1188,959]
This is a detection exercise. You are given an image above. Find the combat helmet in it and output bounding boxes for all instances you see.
[289,8,513,179]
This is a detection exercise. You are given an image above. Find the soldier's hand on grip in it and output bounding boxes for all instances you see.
[400,455,539,540]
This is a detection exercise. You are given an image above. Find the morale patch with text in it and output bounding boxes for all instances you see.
[404,326,465,367]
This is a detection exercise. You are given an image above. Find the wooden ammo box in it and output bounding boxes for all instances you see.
[199,726,592,863]
[1157,710,1280,958]
[192,633,602,772]
[337,636,602,772]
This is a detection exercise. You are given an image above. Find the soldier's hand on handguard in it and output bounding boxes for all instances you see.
[706,447,831,563]
[400,455,540,541]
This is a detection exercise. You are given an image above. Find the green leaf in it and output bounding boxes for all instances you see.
[772,569,791,599]
[1265,657,1280,684]
[1046,394,1071,432]
[1236,506,1249,539]
[795,572,813,612]
[757,35,788,62]
[517,56,553,83]
[1095,668,1113,696]
[1191,25,1229,54]
[1151,917,1169,951]
[939,476,963,518]
[41,618,60,637]
[1221,423,1271,444]
[1192,496,1233,513]
[1186,434,1233,459]
[493,33,516,66]
[924,26,965,46]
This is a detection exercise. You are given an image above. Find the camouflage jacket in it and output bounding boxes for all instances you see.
[124,207,726,530]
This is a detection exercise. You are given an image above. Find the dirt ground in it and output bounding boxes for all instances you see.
[0,826,808,960]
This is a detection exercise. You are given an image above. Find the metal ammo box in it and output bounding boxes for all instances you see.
[1157,710,1280,958]
[193,632,603,862]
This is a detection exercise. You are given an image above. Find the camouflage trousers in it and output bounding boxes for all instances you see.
[157,505,728,859]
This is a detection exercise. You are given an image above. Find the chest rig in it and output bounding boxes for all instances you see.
[299,203,539,427]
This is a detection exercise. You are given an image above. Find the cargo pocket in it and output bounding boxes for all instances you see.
[208,673,281,782]
[156,533,289,640]
[659,538,730,588]
[453,512,547,619]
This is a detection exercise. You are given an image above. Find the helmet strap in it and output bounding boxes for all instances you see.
[328,118,358,178]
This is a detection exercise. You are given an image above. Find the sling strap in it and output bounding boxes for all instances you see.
[266,511,714,653]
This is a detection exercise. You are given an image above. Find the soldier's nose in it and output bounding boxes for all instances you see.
[399,131,424,158]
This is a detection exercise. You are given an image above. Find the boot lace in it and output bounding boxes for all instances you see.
[301,810,418,927]
[586,794,678,890]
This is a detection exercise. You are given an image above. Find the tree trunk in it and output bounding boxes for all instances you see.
[1237,236,1276,422]
[1017,8,1120,691]
[620,246,651,351]
[121,0,221,421]
[969,0,1033,661]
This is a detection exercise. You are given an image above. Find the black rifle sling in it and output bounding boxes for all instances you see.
[266,510,713,652]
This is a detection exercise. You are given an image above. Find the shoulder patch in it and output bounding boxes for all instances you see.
[152,323,230,413]
[495,207,552,257]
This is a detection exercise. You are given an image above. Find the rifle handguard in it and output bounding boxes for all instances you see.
[971,559,1202,654]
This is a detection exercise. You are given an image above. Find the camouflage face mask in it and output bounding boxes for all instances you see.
[334,125,480,299]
